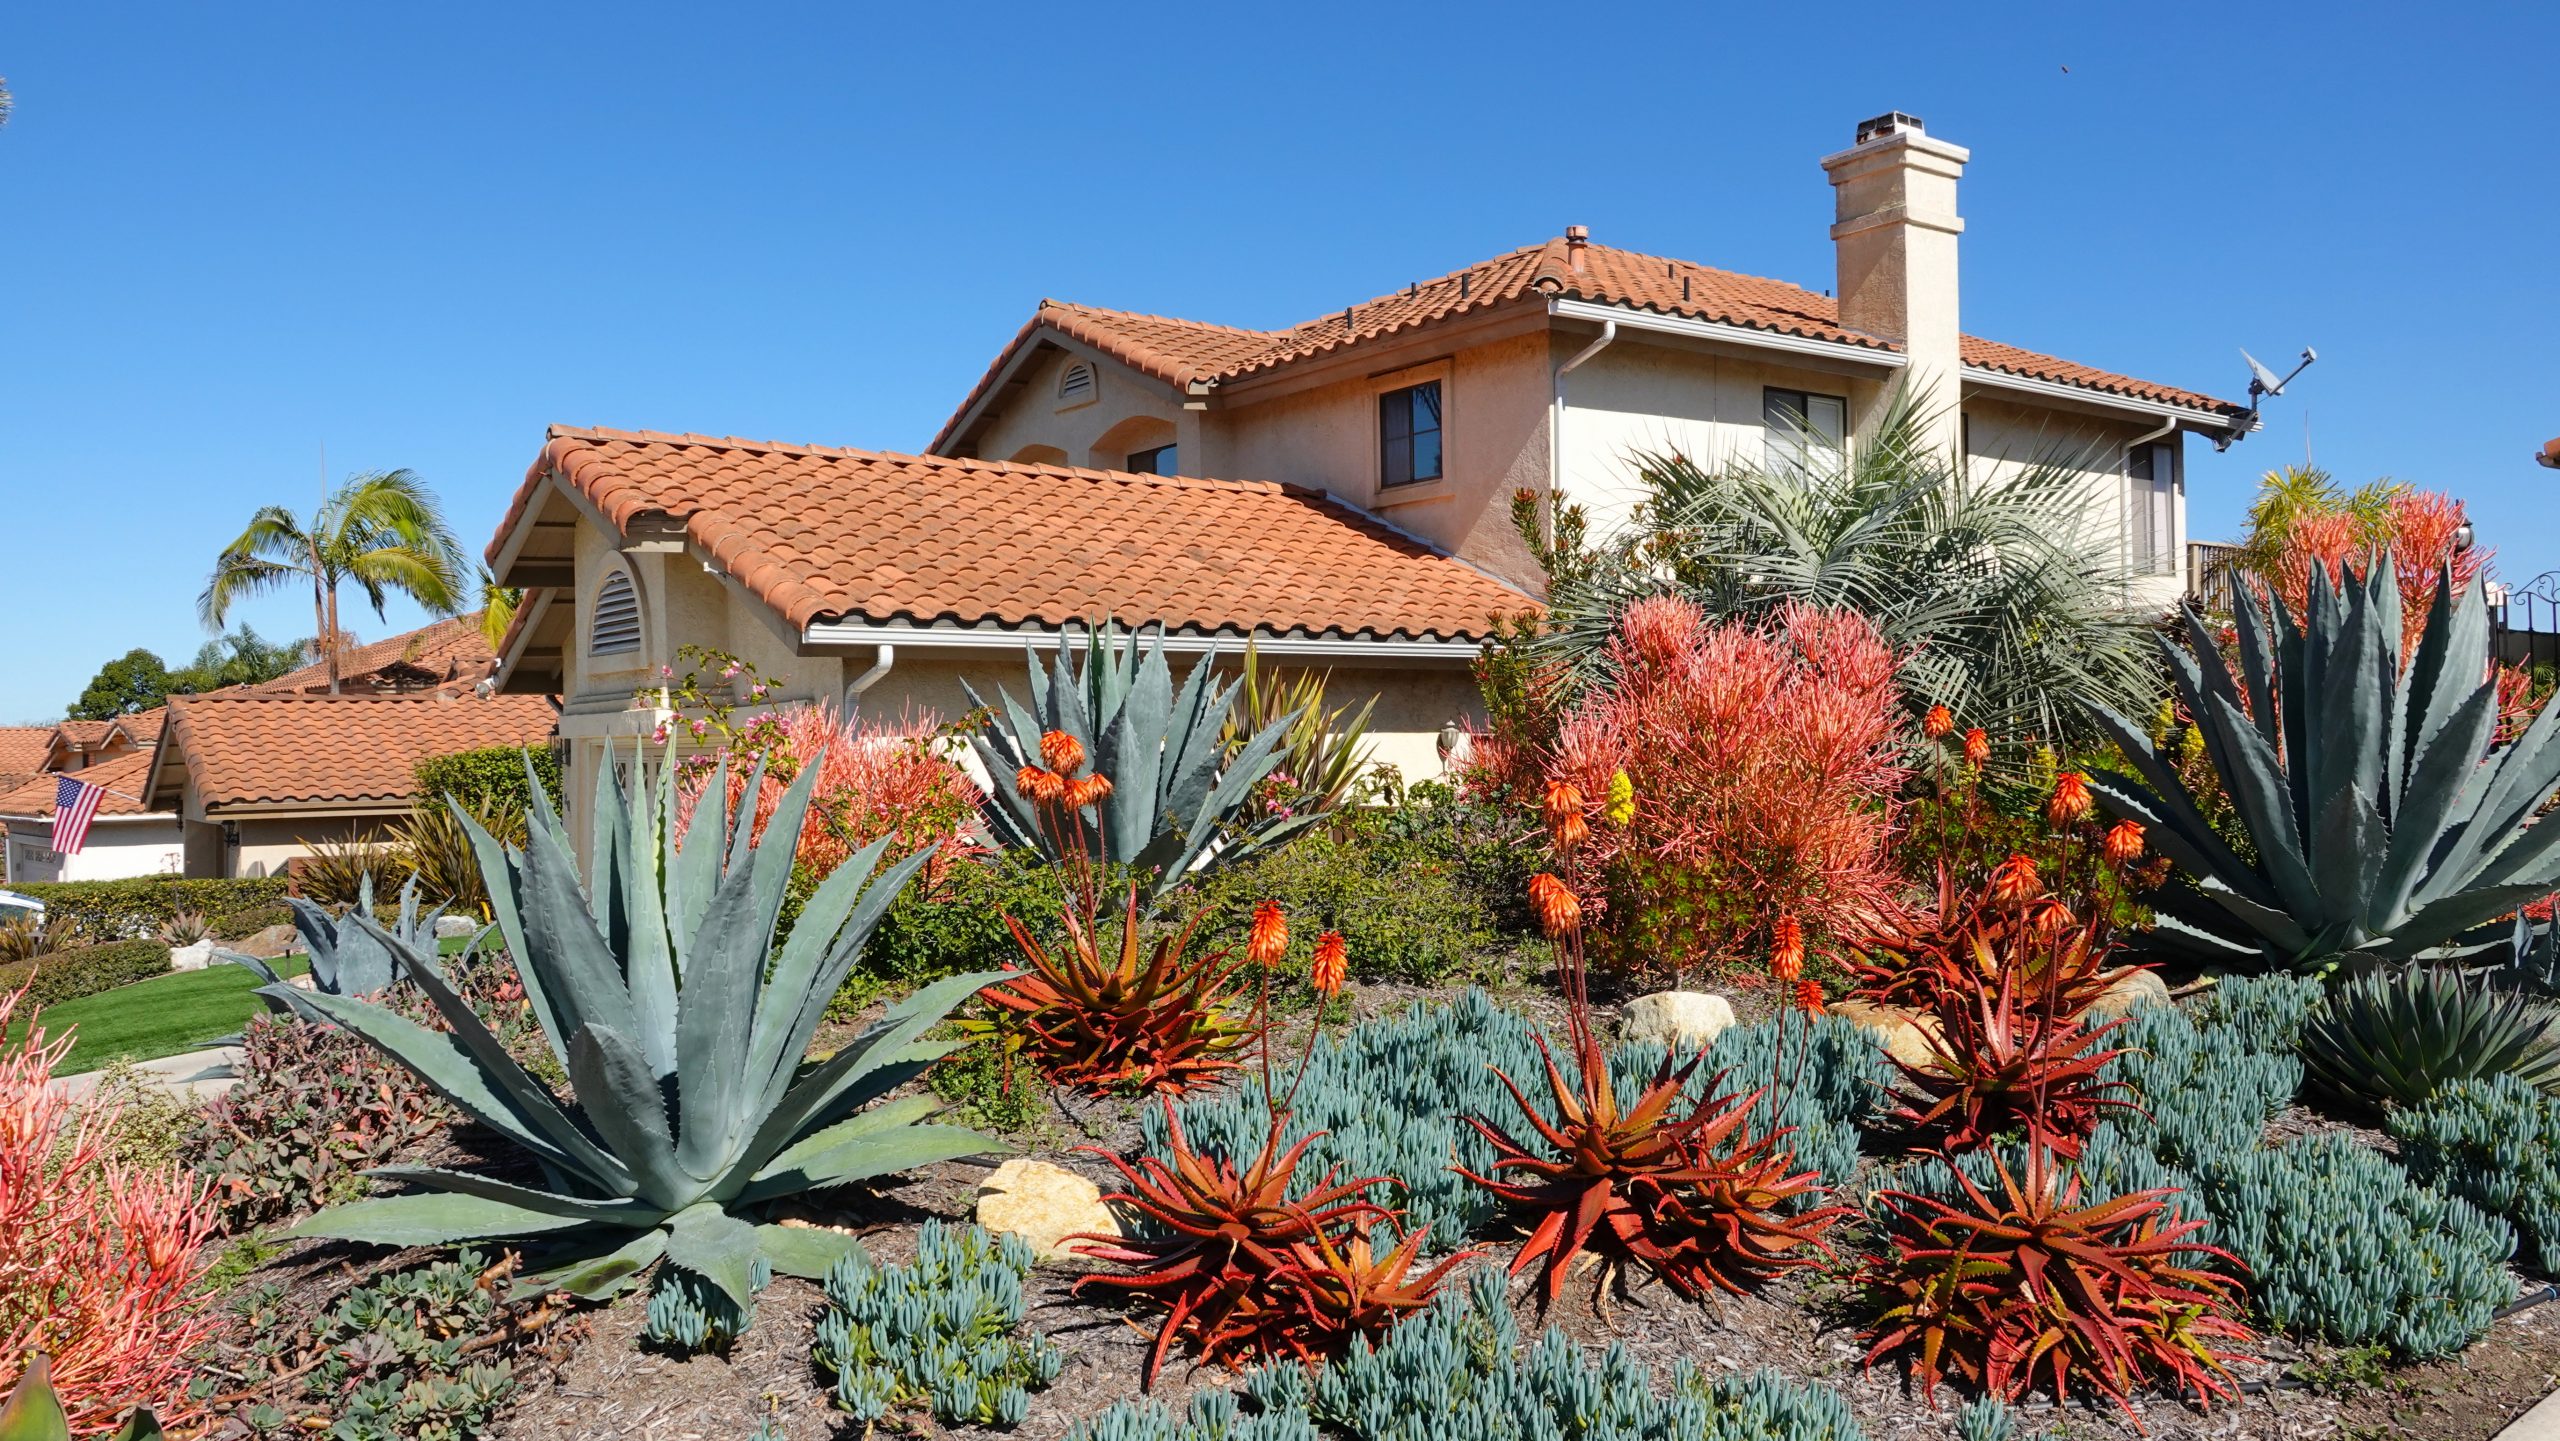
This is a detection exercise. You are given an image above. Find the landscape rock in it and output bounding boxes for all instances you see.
[976,1158,1119,1260]
[1828,998,1945,1073]
[2085,967,2172,1023]
[1618,991,1738,1052]
[169,940,215,972]
[434,915,480,940]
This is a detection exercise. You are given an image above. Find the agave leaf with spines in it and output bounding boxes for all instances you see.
[224,871,448,1021]
[2299,966,2560,1113]
[281,743,1005,1325]
[0,1356,164,1441]
[2085,563,2560,972]
[963,621,1316,898]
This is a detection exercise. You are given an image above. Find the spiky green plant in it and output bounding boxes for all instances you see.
[964,623,1311,898]
[2298,966,2560,1113]
[1224,642,1377,817]
[1541,385,2160,756]
[225,872,444,1020]
[281,750,1003,1328]
[0,1357,163,1441]
[2088,563,2560,972]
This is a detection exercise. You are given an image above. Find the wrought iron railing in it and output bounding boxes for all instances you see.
[2492,572,2560,673]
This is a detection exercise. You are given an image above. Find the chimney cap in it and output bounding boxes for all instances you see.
[1564,224,1590,246]
[1854,111,1926,145]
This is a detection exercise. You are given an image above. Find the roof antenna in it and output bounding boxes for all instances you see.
[2216,346,2317,452]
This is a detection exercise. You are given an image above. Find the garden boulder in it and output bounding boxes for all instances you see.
[1618,991,1737,1052]
[169,940,216,972]
[2085,966,2171,1023]
[976,1158,1121,1260]
[1828,998,1945,1073]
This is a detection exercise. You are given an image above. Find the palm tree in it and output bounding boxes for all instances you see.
[476,565,522,651]
[1542,384,2163,757]
[199,469,467,694]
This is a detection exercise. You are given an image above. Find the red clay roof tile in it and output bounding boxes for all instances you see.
[261,616,498,694]
[160,691,558,810]
[934,235,2242,449]
[492,428,1527,641]
[0,748,161,820]
[0,728,53,781]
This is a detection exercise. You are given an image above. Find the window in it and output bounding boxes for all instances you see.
[1763,387,1848,472]
[1057,362,1096,405]
[591,570,641,656]
[1125,444,1177,475]
[2128,442,2178,576]
[1378,380,1444,488]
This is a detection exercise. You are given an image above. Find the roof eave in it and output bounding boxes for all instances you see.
[800,616,1488,662]
[1960,365,2248,430]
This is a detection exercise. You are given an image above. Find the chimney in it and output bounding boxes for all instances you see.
[1564,224,1589,272]
[1822,112,1969,451]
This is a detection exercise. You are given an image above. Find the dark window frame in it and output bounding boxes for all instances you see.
[1377,379,1445,489]
[1762,386,1850,468]
[1125,443,1178,475]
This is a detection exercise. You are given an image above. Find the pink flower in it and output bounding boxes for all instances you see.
[691,718,710,738]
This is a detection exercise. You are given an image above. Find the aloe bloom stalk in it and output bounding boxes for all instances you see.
[281,747,1004,1321]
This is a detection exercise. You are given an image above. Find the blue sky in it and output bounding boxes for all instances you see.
[2,4,2553,722]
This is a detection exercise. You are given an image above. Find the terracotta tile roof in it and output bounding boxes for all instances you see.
[0,748,161,820]
[53,719,122,748]
[492,427,1527,641]
[111,708,167,748]
[0,728,52,782]
[935,235,2243,448]
[160,691,558,810]
[2540,436,2560,470]
[263,615,498,694]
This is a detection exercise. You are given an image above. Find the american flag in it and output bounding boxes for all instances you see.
[52,775,106,855]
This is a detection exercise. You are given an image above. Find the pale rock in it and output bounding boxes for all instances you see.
[2085,967,2172,1024]
[434,915,481,940]
[976,1158,1119,1261]
[1618,991,1738,1052]
[169,940,215,972]
[1828,998,1946,1073]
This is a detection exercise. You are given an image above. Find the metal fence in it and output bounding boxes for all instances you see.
[2491,574,2560,672]
[2185,540,2246,616]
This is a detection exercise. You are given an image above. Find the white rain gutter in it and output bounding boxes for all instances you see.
[803,620,1480,662]
[1964,365,2245,435]
[842,644,895,712]
[1547,318,1617,545]
[1548,297,1910,370]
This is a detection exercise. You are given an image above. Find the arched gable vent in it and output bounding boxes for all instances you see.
[1058,361,1096,403]
[591,571,642,656]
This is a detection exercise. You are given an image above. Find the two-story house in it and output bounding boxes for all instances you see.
[488,113,2249,814]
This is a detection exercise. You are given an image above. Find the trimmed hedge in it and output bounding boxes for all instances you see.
[0,939,173,1008]
[210,904,294,941]
[412,745,561,820]
[9,876,291,940]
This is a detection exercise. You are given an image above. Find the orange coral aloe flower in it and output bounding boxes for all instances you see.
[1795,979,1827,1015]
[1066,772,1114,811]
[2103,820,2146,867]
[1987,854,2042,905]
[2046,771,2094,828]
[1310,930,1349,995]
[1526,872,1582,939]
[1246,901,1289,969]
[1543,779,1589,852]
[1962,728,1990,767]
[1770,915,1806,983]
[1014,765,1065,806]
[1039,728,1087,777]
[1923,704,1954,739]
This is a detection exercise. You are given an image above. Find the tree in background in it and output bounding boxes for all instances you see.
[198,469,466,694]
[475,565,521,651]
[69,650,173,719]
[170,625,304,692]
[2234,467,2485,652]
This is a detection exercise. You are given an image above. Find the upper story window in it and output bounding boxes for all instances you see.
[591,570,642,656]
[1379,380,1444,488]
[1763,387,1848,472]
[1126,444,1177,475]
[2128,442,2179,576]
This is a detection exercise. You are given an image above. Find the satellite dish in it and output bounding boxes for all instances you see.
[2213,346,2318,452]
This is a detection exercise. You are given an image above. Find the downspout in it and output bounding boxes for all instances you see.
[842,644,895,714]
[1545,318,1617,547]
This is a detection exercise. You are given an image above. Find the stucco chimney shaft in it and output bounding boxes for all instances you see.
[1822,112,1968,452]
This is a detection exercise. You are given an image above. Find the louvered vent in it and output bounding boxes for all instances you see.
[591,571,641,656]
[1058,362,1096,403]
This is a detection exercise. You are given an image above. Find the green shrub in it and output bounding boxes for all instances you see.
[209,904,293,940]
[410,744,561,819]
[2391,1073,2560,1274]
[1071,1266,1866,1441]
[7,876,289,940]
[848,853,1073,1004]
[1148,989,1882,1250]
[190,1011,449,1230]
[0,938,170,1007]
[1196,800,1537,987]
[812,1220,1062,1428]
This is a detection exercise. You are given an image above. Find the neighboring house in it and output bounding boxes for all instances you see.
[0,748,182,883]
[486,111,2252,825]
[261,615,500,694]
[2539,436,2558,470]
[486,432,1522,812]
[933,113,2248,611]
[0,727,53,793]
[140,688,559,878]
[44,708,163,773]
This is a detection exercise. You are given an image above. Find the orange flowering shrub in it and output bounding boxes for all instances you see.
[2264,488,2487,659]
[678,701,983,886]
[1542,597,1909,978]
[0,986,218,1436]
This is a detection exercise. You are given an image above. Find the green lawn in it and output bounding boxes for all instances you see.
[15,956,311,1076]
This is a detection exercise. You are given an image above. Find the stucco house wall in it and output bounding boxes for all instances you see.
[3,816,185,883]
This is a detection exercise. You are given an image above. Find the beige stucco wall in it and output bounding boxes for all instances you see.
[228,814,399,879]
[962,344,1187,471]
[3,816,185,883]
[1962,393,2187,614]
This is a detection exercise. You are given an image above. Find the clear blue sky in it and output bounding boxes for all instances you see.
[3,4,2553,722]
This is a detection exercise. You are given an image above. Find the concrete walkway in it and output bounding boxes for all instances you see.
[2497,1389,2560,1441]
[48,1045,242,1103]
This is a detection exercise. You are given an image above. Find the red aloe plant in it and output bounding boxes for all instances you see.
[1461,870,1848,1307]
[0,986,219,1437]
[1860,1145,2254,1418]
[1884,943,2134,1160]
[975,885,1249,1095]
